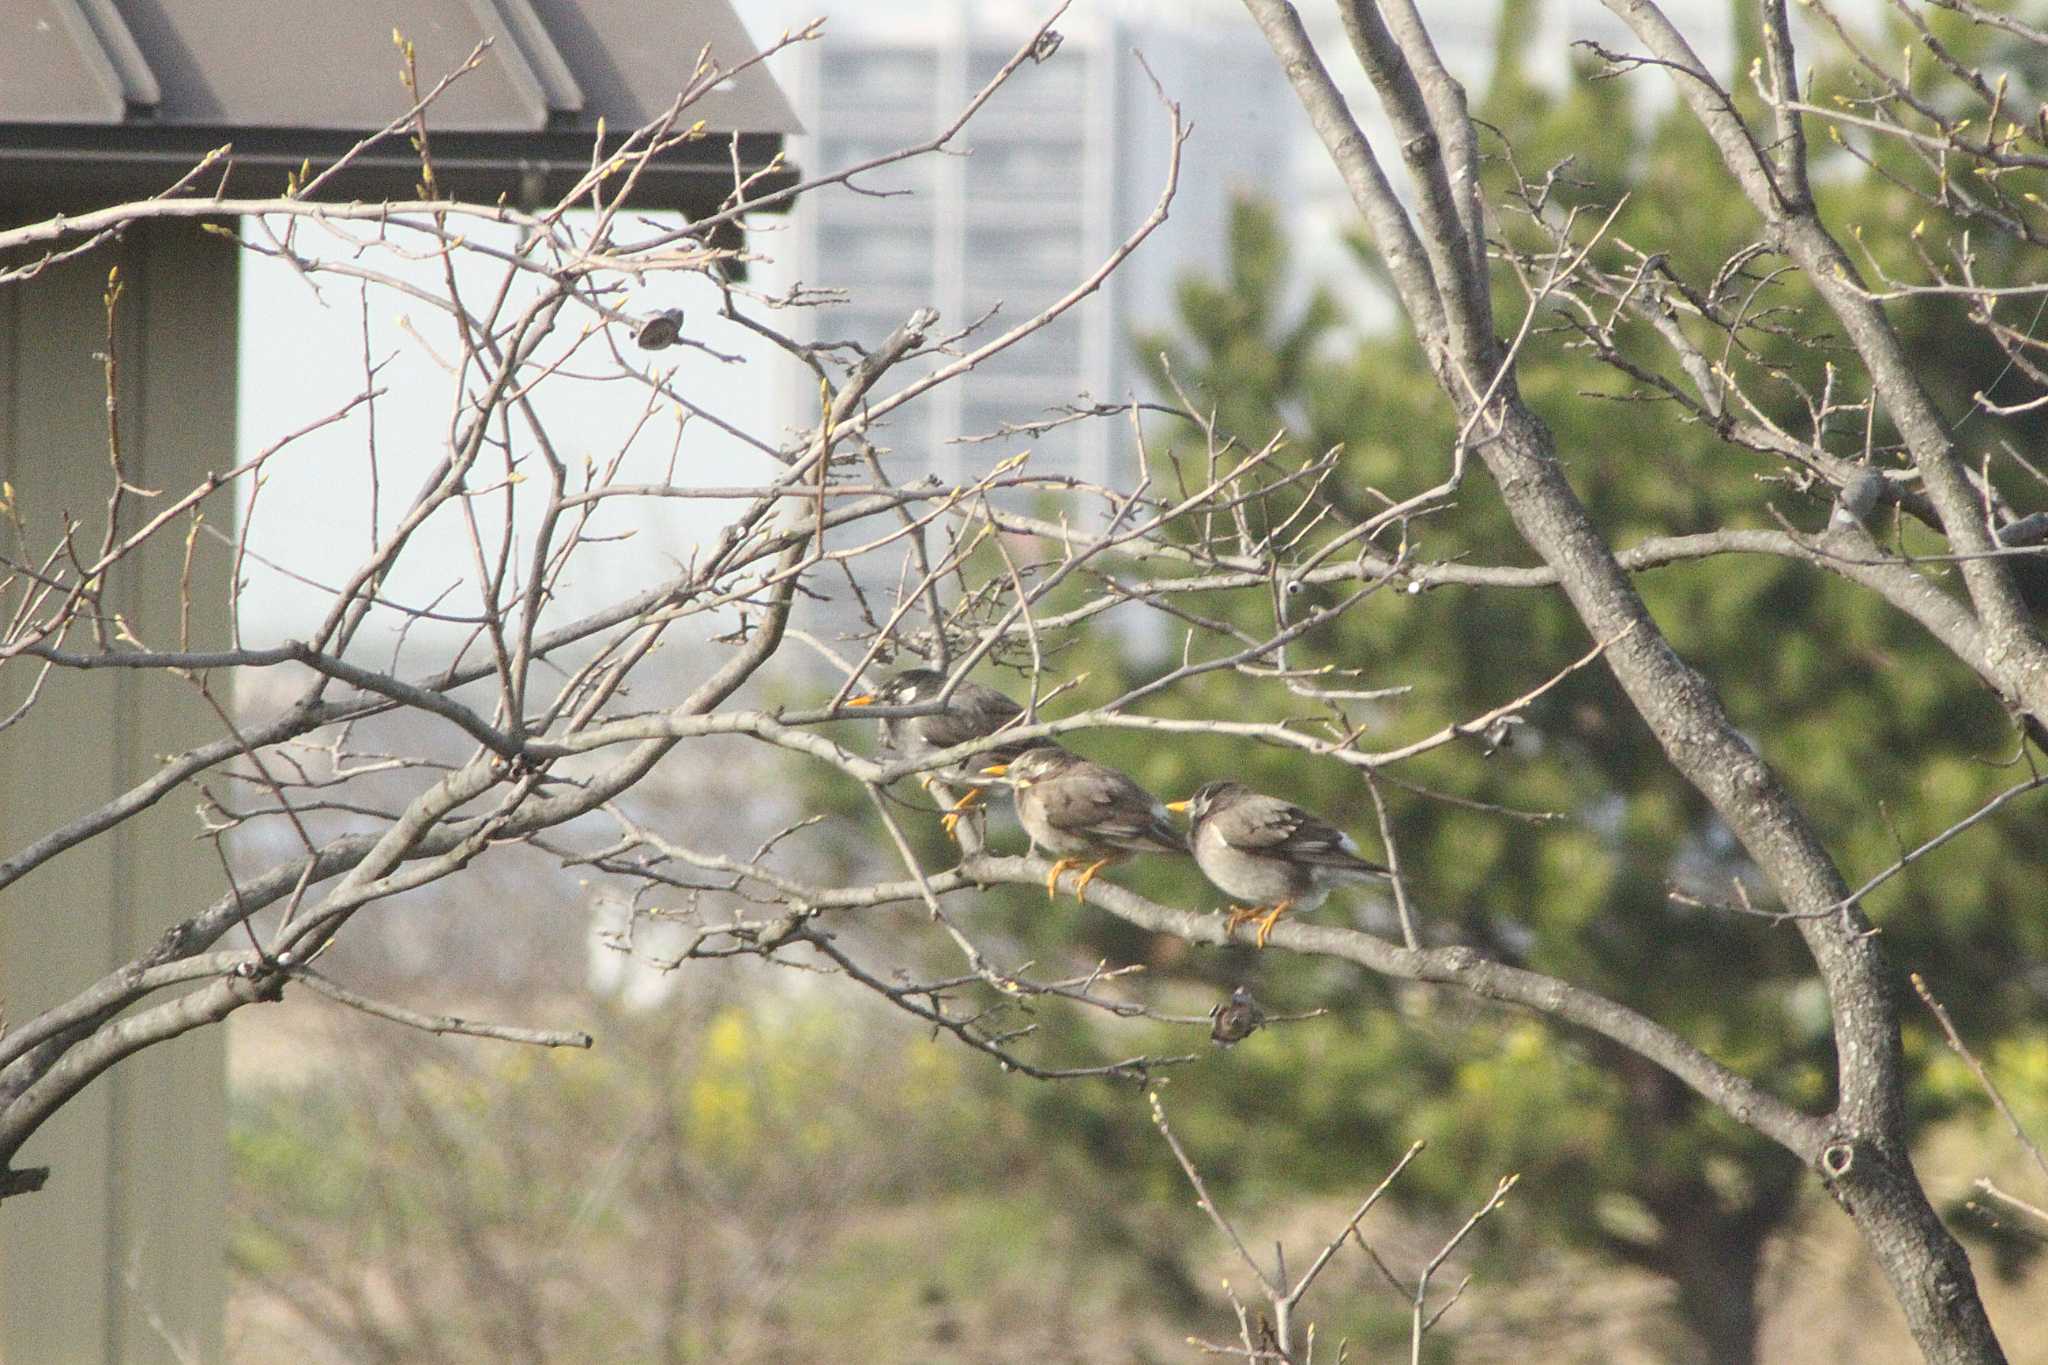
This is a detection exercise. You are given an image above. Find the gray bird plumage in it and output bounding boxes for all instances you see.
[634,308,685,350]
[848,668,1030,836]
[983,744,1186,899]
[1209,985,1266,1046]
[849,668,1029,768]
[1169,780,1389,945]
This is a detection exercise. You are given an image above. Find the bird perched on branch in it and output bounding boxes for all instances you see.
[1167,781,1390,947]
[980,745,1186,900]
[1208,985,1265,1046]
[633,307,685,350]
[847,669,1030,837]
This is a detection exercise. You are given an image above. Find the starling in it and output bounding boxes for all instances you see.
[634,308,685,350]
[1167,780,1390,946]
[981,745,1186,899]
[1209,985,1265,1046]
[848,669,1030,836]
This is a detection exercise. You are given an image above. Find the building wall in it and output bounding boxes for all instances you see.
[0,220,233,1365]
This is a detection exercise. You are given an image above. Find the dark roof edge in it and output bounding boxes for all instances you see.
[0,125,795,217]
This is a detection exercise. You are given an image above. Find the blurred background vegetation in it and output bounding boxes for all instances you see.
[230,2,2048,1360]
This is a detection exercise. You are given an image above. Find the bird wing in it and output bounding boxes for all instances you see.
[1218,797,1386,873]
[1048,768,1186,853]
[919,686,1024,753]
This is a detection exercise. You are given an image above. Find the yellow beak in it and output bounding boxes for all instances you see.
[846,693,877,707]
[1163,800,1190,814]
[980,762,1010,776]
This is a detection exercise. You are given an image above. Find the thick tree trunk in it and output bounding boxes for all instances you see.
[1243,2,2010,1356]
[1670,1236,1761,1365]
[1608,1063,1803,1365]
[1824,1133,2006,1365]
[1474,403,2004,1364]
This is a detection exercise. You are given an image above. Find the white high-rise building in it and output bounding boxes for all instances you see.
[746,1,1296,490]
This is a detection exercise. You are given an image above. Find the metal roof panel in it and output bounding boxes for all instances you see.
[477,0,584,117]
[523,0,801,134]
[75,0,161,107]
[1,2,132,124]
[110,0,551,130]
[0,0,797,211]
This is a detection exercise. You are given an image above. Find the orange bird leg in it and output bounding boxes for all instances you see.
[1253,901,1296,949]
[1222,905,1265,937]
[1069,856,1119,901]
[1044,858,1079,900]
[938,787,984,840]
